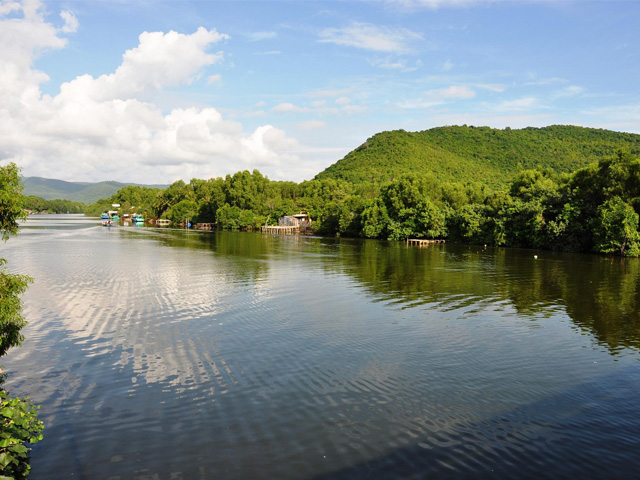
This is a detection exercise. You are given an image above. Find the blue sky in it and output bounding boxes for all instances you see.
[1,0,640,184]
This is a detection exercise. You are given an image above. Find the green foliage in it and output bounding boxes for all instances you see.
[0,165,26,242]
[23,196,84,214]
[316,125,640,187]
[448,204,493,244]
[0,164,33,358]
[85,185,162,218]
[163,199,198,225]
[361,199,390,239]
[0,390,44,480]
[0,261,32,358]
[0,164,43,479]
[592,197,640,256]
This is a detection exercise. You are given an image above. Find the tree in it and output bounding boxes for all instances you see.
[0,164,26,241]
[0,163,43,479]
[592,197,640,256]
[0,164,31,355]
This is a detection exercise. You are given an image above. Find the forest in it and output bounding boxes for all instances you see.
[80,126,640,257]
[23,196,85,214]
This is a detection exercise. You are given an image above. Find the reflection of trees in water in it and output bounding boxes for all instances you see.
[126,229,274,286]
[125,229,640,354]
[333,240,640,354]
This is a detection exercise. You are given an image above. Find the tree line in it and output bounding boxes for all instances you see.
[23,196,85,214]
[85,149,640,256]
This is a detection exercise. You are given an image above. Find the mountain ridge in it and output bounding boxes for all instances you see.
[315,125,640,186]
[22,177,168,204]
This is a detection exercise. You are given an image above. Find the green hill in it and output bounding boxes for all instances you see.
[22,177,168,204]
[315,125,640,186]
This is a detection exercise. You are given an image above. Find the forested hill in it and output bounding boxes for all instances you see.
[315,125,640,186]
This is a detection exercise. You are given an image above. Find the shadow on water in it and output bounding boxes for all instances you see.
[314,365,640,480]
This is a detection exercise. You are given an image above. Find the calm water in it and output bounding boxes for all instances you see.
[2,214,640,479]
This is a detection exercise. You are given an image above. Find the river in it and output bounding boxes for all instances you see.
[2,214,640,479]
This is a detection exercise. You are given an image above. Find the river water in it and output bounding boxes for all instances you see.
[2,214,640,479]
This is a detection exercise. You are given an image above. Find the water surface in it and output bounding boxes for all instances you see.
[3,215,640,479]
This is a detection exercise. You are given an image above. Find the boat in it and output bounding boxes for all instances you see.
[131,214,144,224]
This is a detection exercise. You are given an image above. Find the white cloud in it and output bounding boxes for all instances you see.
[340,104,368,115]
[308,88,353,98]
[272,102,308,113]
[523,77,567,87]
[475,83,506,92]
[207,74,222,86]
[246,31,277,42]
[442,59,453,71]
[581,104,640,132]
[335,97,351,106]
[552,85,585,98]
[397,85,475,109]
[430,85,476,100]
[60,10,78,33]
[371,58,407,70]
[56,28,228,102]
[0,2,300,183]
[299,119,326,131]
[318,22,422,54]
[496,97,540,111]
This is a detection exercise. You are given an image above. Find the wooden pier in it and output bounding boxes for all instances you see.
[195,223,214,230]
[407,238,446,246]
[261,225,300,235]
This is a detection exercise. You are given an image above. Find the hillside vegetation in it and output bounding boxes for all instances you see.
[315,125,640,186]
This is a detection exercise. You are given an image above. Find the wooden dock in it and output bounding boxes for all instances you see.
[261,225,300,235]
[407,238,446,246]
[195,223,214,230]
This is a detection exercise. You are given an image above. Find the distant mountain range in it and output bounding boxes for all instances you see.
[315,125,640,186]
[22,177,168,204]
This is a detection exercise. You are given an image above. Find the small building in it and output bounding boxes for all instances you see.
[262,212,312,235]
[279,212,312,230]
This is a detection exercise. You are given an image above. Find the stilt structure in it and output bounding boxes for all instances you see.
[407,238,446,246]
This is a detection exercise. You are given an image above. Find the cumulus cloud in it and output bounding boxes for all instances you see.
[0,1,300,183]
[60,10,78,33]
[318,22,422,54]
[57,27,228,102]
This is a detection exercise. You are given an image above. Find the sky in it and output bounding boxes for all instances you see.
[1,0,640,185]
